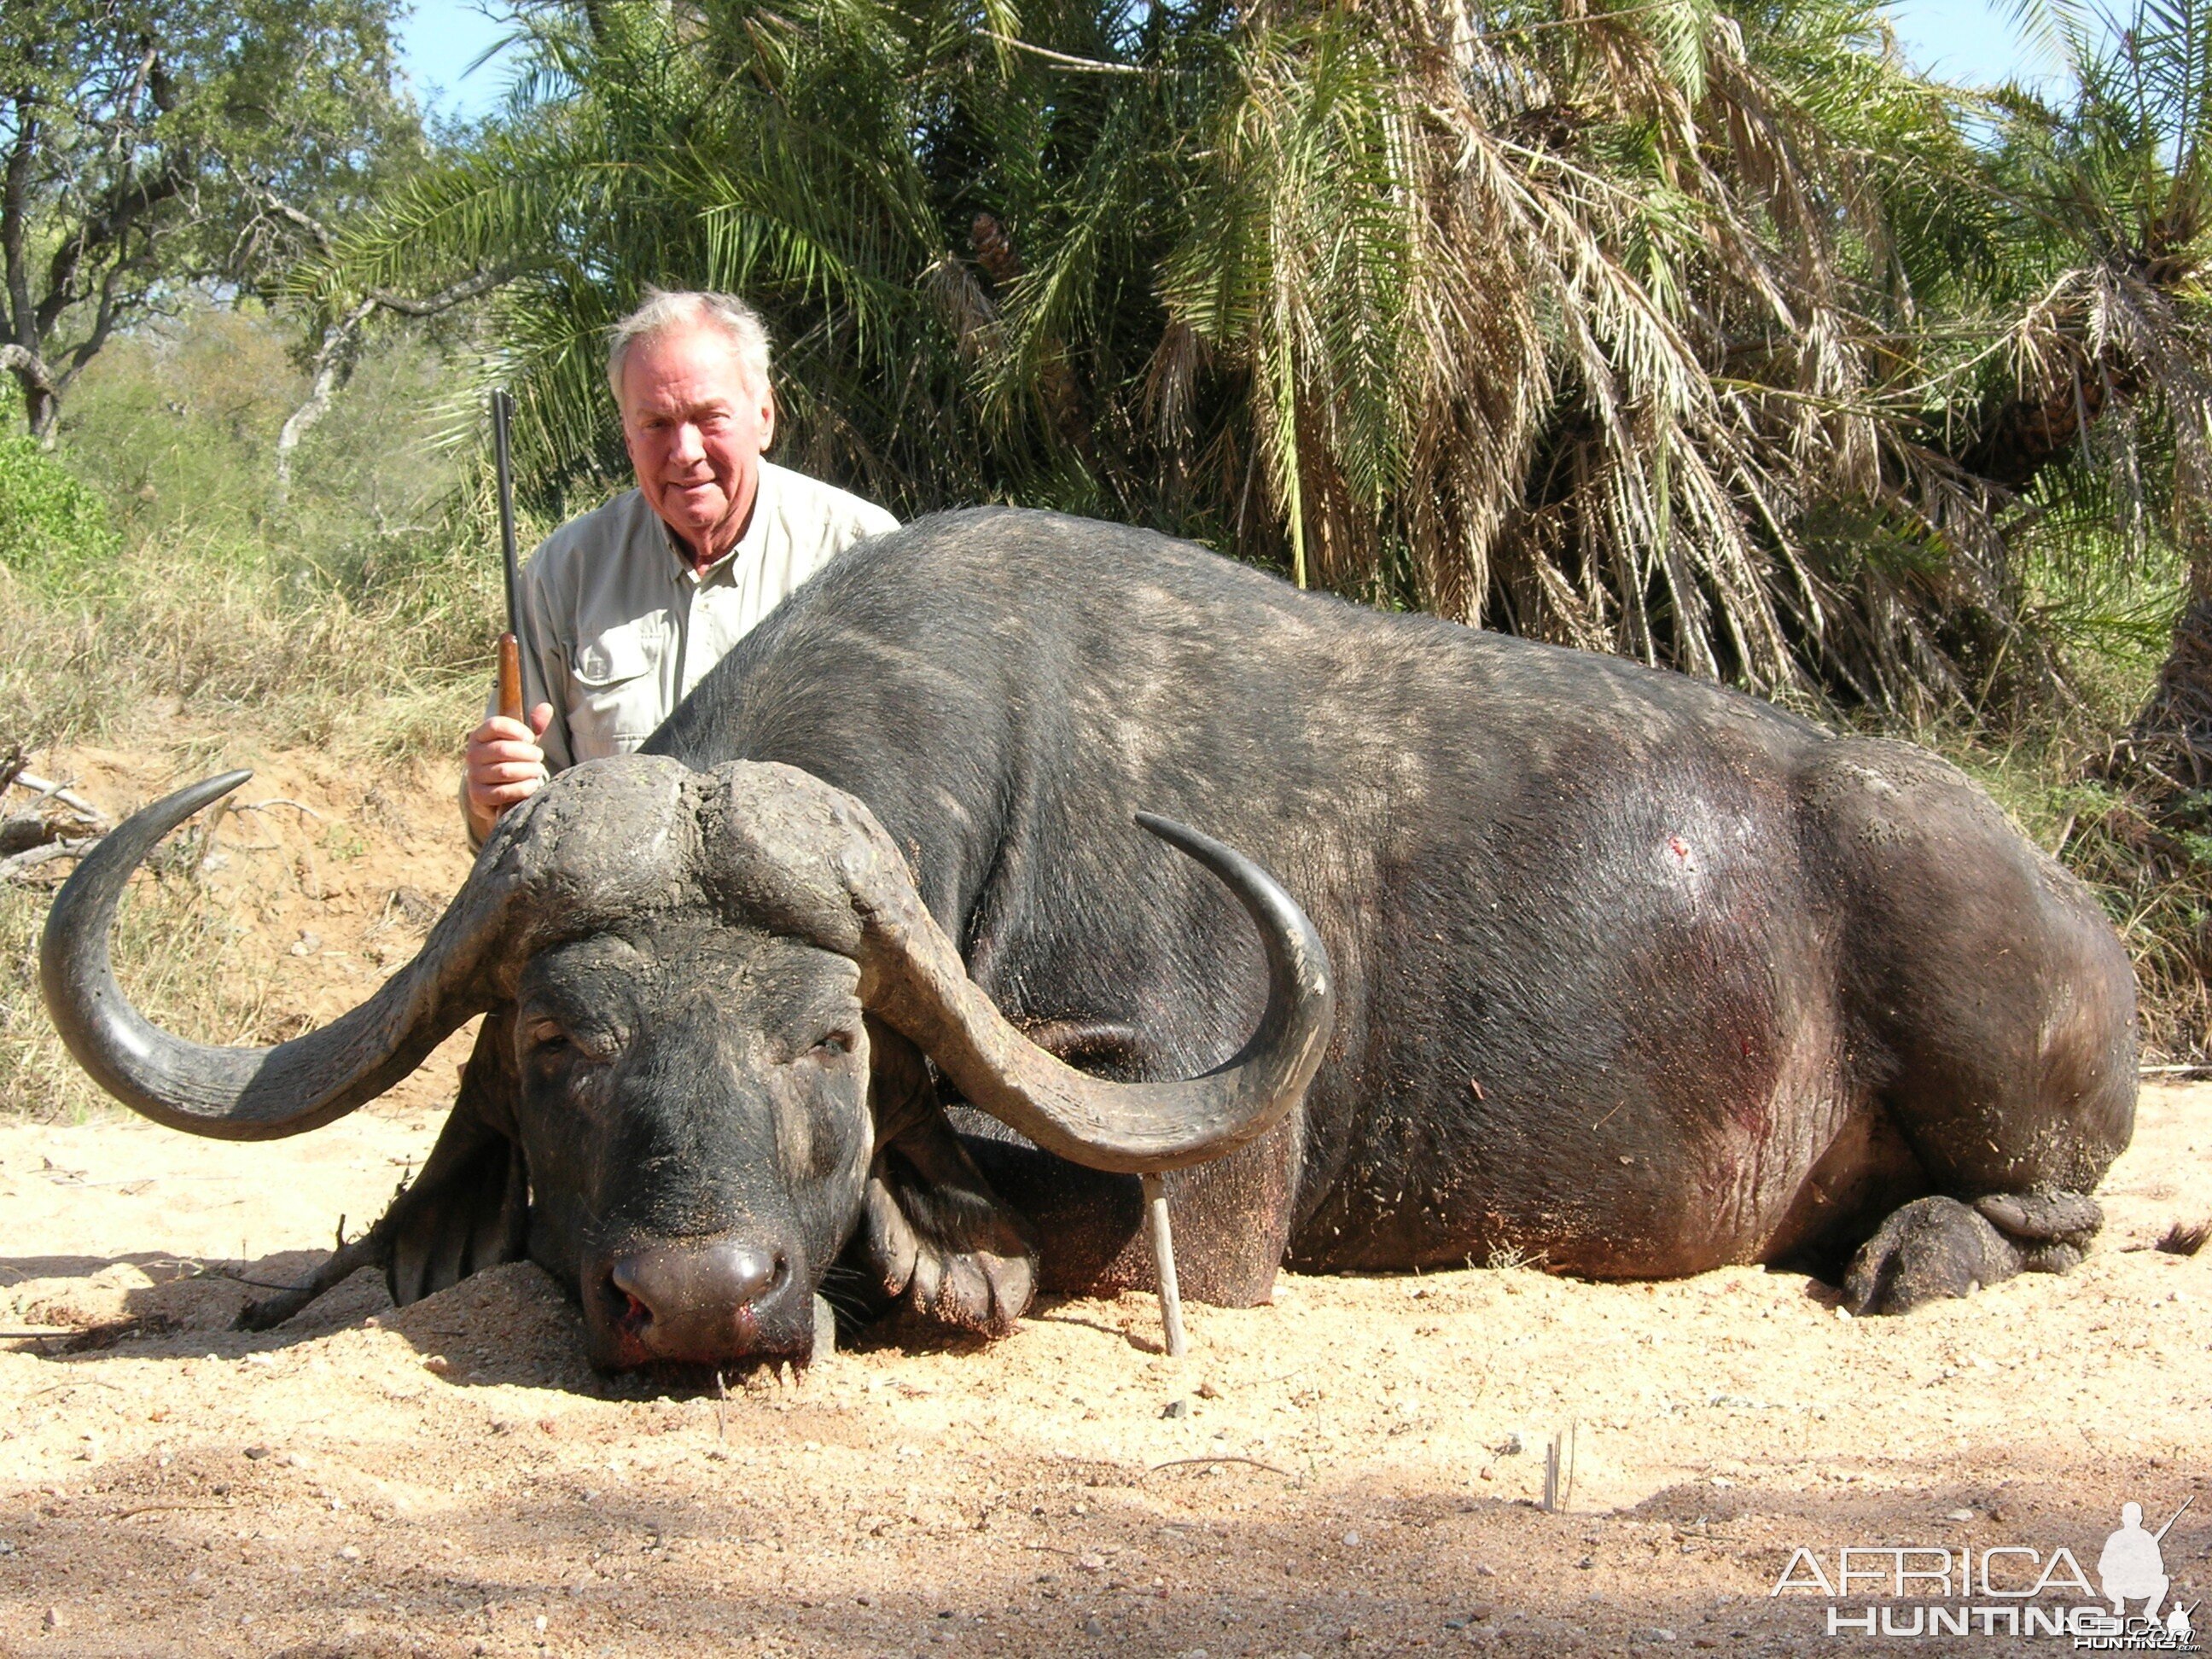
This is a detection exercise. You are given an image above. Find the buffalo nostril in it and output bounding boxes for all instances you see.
[606,1277,651,1336]
[602,1241,785,1357]
[606,1257,657,1326]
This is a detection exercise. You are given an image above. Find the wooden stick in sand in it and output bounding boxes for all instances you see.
[1141,1173,1186,1359]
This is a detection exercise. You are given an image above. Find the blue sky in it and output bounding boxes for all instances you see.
[393,1,2074,125]
[394,0,526,124]
[1889,0,2070,90]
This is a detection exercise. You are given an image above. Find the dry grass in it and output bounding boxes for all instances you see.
[0,558,489,764]
[2159,1217,2212,1254]
[3,301,511,764]
[0,855,286,1126]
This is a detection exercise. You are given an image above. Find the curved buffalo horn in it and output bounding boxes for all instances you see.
[39,772,494,1140]
[898,811,1337,1173]
[38,760,702,1141]
[701,763,1336,1174]
[49,755,1331,1168]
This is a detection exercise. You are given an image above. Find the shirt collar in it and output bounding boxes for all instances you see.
[662,464,774,588]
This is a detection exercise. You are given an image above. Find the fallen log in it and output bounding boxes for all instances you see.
[3,771,111,826]
[0,837,100,882]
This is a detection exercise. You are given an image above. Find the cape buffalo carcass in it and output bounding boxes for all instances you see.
[43,509,2136,1371]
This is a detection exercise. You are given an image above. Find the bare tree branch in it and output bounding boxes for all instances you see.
[239,181,335,257]
[7,771,112,824]
[0,341,54,395]
[368,265,509,317]
[0,837,100,883]
[274,266,509,502]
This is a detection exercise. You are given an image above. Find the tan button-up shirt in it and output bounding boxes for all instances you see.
[506,461,898,772]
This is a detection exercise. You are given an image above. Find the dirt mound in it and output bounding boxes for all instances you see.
[7,736,480,1118]
[376,1264,595,1392]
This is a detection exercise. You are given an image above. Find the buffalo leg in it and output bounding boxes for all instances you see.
[957,1115,1301,1307]
[237,1016,530,1326]
[387,1013,531,1307]
[854,1022,1039,1337]
[1806,740,2133,1306]
[945,1012,1303,1305]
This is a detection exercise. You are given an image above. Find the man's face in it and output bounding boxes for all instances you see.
[619,324,776,565]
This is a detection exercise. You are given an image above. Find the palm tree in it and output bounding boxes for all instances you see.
[1961,0,2212,1057]
[305,0,2198,721]
[2001,2,2212,808]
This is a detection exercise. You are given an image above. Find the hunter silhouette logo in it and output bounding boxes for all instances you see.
[2101,1500,2180,1621]
[1771,1493,2199,1645]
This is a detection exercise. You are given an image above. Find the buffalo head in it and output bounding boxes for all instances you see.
[41,758,1333,1371]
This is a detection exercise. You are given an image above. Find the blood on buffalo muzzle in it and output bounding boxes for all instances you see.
[38,754,1336,1372]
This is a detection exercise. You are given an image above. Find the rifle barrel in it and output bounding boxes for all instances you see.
[490,389,522,633]
[490,390,525,723]
[2155,1493,2195,1543]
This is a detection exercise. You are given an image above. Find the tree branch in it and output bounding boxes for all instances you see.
[3,94,39,352]
[55,255,136,393]
[368,265,510,316]
[274,267,510,501]
[34,155,192,342]
[0,342,55,396]
[275,294,378,504]
[239,181,335,258]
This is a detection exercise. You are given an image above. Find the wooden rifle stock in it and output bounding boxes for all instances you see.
[496,632,525,724]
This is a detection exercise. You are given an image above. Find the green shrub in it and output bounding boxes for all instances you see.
[0,431,119,585]
[0,300,507,760]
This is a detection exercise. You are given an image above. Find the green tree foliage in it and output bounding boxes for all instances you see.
[0,0,424,437]
[1974,0,2212,1059]
[311,0,2209,720]
[0,422,116,579]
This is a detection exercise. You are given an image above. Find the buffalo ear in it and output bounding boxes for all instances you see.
[856,1018,1038,1336]
[864,1012,936,1144]
[385,1012,531,1307]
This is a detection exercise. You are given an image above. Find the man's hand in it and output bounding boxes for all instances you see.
[464,701,554,843]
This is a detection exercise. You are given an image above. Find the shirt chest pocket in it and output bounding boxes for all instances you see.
[567,619,667,760]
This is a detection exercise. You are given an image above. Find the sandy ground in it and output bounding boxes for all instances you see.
[1,748,2208,1658]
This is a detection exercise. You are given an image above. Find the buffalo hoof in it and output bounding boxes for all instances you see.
[864,1173,1035,1336]
[1845,1196,2023,1314]
[1974,1190,2104,1259]
[1844,1190,2102,1313]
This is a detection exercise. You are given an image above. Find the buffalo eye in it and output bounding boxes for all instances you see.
[523,1017,618,1066]
[807,1028,859,1062]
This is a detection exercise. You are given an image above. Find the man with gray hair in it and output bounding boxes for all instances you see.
[463,288,897,842]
